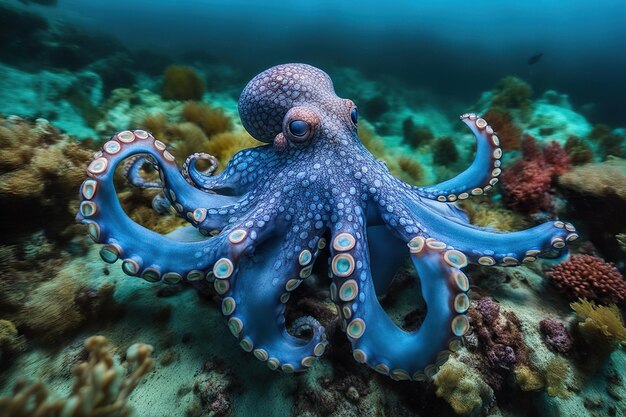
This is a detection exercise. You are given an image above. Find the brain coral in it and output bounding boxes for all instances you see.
[548,254,626,304]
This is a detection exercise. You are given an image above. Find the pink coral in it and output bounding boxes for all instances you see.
[548,254,626,304]
[501,135,571,214]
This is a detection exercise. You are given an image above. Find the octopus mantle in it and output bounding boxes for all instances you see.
[77,63,578,381]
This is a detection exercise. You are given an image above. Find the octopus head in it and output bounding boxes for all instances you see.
[238,63,358,151]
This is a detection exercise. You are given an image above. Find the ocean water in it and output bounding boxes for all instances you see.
[0,1,625,416]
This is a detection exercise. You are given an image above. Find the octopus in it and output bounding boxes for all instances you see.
[77,63,579,381]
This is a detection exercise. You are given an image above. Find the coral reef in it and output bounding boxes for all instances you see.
[433,357,494,416]
[161,66,205,101]
[182,101,233,137]
[548,255,626,304]
[0,335,154,416]
[539,318,573,353]
[466,298,531,390]
[501,135,571,214]
[77,64,578,382]
[0,116,94,243]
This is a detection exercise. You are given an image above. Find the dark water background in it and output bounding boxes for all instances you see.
[38,0,626,125]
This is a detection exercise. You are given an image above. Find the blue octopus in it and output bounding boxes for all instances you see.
[77,63,578,381]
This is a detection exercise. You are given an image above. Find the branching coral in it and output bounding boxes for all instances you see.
[434,357,494,416]
[0,335,154,417]
[501,135,571,214]
[182,101,232,137]
[161,65,205,101]
[548,254,626,304]
[0,116,94,242]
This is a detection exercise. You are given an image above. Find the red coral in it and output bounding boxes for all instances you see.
[501,135,571,214]
[548,254,626,304]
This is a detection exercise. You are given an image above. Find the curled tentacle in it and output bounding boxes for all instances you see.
[182,152,219,187]
[124,155,163,189]
[329,226,468,381]
[416,113,502,202]
[77,130,246,281]
[392,195,577,266]
[180,146,274,196]
[218,233,328,373]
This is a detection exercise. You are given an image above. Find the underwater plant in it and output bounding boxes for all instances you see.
[432,136,459,166]
[548,254,626,304]
[570,299,626,347]
[161,65,206,101]
[490,76,533,116]
[76,63,578,382]
[0,335,154,417]
[182,101,233,137]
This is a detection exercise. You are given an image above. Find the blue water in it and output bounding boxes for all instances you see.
[35,0,626,124]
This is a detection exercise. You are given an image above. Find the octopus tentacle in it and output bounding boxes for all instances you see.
[399,195,578,266]
[124,155,163,189]
[181,146,275,196]
[218,234,327,372]
[415,113,502,202]
[329,228,468,381]
[77,130,249,281]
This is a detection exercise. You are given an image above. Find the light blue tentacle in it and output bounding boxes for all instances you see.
[416,113,502,202]
[329,227,469,381]
[218,233,328,372]
[76,130,246,282]
[400,194,578,266]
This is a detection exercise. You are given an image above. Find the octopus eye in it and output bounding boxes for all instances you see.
[289,120,309,137]
[350,107,358,125]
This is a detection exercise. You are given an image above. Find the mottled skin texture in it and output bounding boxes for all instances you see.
[77,64,579,380]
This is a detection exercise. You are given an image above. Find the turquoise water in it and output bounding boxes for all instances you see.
[0,1,625,416]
